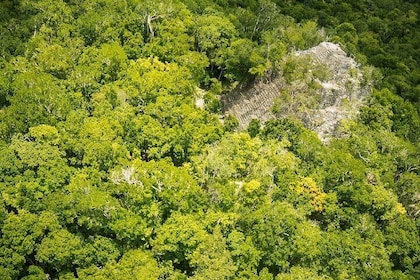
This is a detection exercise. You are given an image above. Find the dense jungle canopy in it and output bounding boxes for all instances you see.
[0,0,419,279]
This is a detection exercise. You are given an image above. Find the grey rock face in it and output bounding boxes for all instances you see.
[221,42,371,141]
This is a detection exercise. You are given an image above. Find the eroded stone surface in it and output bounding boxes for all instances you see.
[221,42,370,141]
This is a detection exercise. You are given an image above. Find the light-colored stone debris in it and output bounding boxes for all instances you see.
[221,42,371,141]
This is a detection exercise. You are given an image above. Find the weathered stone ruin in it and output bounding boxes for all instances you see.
[221,42,371,141]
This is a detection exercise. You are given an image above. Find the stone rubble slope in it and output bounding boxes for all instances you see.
[221,42,371,141]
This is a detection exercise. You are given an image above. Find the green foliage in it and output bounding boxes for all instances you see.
[189,227,237,279]
[0,211,60,278]
[152,213,208,272]
[0,0,418,279]
[318,228,392,279]
[240,202,303,274]
[3,70,77,134]
[276,266,329,280]
[80,249,160,280]
[109,159,208,221]
[36,229,82,271]
[247,119,261,137]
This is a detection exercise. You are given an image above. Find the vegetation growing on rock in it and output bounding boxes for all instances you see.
[0,0,419,279]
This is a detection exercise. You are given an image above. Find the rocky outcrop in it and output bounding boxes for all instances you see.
[221,42,371,141]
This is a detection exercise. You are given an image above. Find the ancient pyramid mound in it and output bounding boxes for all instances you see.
[221,42,371,141]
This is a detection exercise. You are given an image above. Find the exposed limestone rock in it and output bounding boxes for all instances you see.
[195,87,205,109]
[221,42,371,141]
